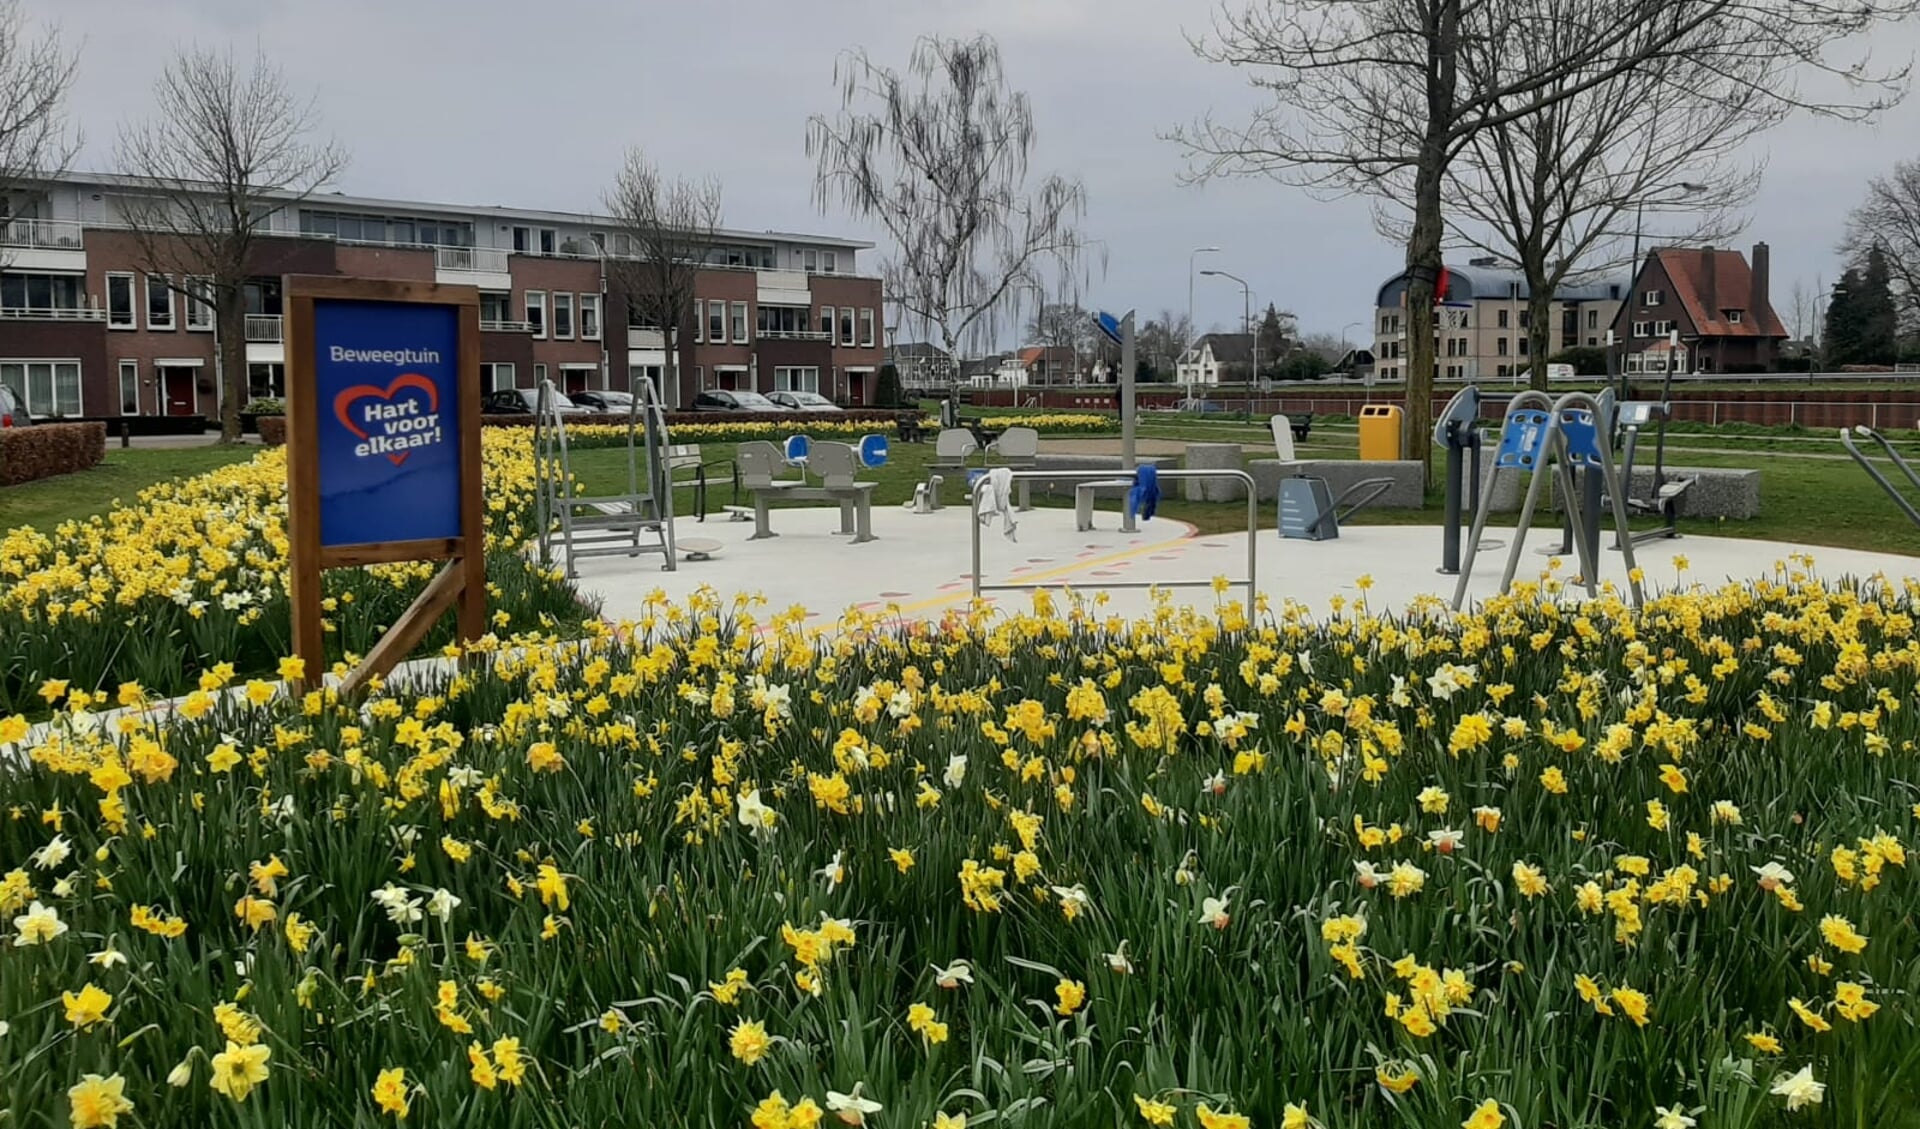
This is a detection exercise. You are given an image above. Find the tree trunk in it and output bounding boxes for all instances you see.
[1402,0,1458,477]
[217,287,246,443]
[1527,286,1554,392]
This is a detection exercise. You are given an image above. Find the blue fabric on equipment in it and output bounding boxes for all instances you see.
[1126,464,1160,522]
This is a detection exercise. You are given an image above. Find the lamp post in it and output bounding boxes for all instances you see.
[1188,246,1219,389]
[1201,268,1254,420]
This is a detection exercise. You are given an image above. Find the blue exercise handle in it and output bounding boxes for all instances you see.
[858,434,889,468]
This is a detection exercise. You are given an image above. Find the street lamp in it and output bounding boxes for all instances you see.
[1188,246,1219,383]
[1201,268,1254,420]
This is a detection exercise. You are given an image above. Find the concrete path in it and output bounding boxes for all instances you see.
[563,502,1920,627]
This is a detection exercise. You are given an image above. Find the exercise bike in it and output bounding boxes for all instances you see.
[1608,367,1695,547]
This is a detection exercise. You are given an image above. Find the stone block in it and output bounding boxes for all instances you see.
[1182,443,1246,502]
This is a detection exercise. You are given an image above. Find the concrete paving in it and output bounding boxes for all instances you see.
[561,499,1920,626]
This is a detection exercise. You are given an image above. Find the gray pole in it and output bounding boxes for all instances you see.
[1121,310,1138,471]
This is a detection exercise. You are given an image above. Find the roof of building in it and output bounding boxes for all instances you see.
[895,342,952,360]
[28,171,875,252]
[1375,263,1629,308]
[1185,333,1254,365]
[1016,346,1076,367]
[1649,247,1789,339]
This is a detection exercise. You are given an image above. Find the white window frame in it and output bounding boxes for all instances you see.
[0,358,83,417]
[552,291,574,339]
[533,363,547,388]
[119,360,141,415]
[707,301,725,343]
[145,274,175,330]
[840,307,855,347]
[823,251,837,273]
[774,366,820,393]
[1632,321,1649,338]
[1642,289,1663,307]
[819,305,834,338]
[859,308,875,347]
[731,301,749,344]
[693,299,705,343]
[579,293,601,340]
[803,249,818,272]
[184,277,214,331]
[481,362,516,391]
[106,273,136,329]
[1726,309,1743,323]
[526,290,547,338]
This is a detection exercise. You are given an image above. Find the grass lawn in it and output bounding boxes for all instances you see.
[0,445,259,531]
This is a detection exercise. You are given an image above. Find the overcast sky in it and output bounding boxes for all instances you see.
[38,0,1920,344]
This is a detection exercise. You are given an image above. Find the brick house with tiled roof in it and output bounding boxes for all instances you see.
[1609,243,1788,375]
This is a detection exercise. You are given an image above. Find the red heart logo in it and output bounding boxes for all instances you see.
[334,373,441,466]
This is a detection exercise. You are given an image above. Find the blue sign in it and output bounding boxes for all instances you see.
[313,299,462,547]
[1095,311,1123,347]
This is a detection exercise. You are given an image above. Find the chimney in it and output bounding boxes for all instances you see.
[1700,245,1717,319]
[1751,241,1770,325]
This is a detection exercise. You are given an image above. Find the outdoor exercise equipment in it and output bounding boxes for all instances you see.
[1537,387,1613,564]
[1452,391,1644,610]
[1277,475,1395,541]
[1609,399,1694,547]
[1434,385,1500,573]
[534,377,677,577]
[1841,426,1920,528]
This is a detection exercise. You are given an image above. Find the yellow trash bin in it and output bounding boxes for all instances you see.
[1358,404,1404,461]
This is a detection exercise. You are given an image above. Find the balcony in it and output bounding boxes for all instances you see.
[481,319,534,333]
[0,305,105,322]
[434,246,512,290]
[245,315,283,342]
[0,217,86,271]
[757,329,834,342]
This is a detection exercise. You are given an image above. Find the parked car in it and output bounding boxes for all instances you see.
[767,391,844,413]
[571,390,636,414]
[1174,398,1227,415]
[0,386,31,427]
[482,388,587,415]
[691,390,782,413]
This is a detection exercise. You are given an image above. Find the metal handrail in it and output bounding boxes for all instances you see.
[969,468,1259,611]
[1841,426,1920,528]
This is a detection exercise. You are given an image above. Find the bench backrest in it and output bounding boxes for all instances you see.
[1270,415,1297,461]
[736,441,784,488]
[665,443,703,470]
[994,425,1040,462]
[809,441,859,488]
[935,428,978,460]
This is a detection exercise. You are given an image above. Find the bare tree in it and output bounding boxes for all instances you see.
[1786,278,1825,351]
[0,0,79,262]
[115,47,345,442]
[1027,301,1096,383]
[1400,2,1772,390]
[603,149,723,412]
[808,34,1093,362]
[1177,0,1920,470]
[1841,159,1920,338]
[1136,309,1195,378]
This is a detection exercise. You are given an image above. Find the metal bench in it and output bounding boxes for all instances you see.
[1074,478,1135,531]
[663,443,729,521]
[736,440,877,543]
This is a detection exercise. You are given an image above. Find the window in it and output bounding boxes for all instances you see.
[247,363,284,400]
[1497,309,1509,329]
[119,361,140,415]
[184,277,214,330]
[526,290,546,337]
[106,274,134,328]
[0,360,82,416]
[731,301,749,344]
[1517,310,1530,329]
[1496,364,1511,378]
[840,308,855,346]
[1,272,85,312]
[145,274,174,330]
[819,305,835,337]
[480,363,516,391]
[512,227,530,253]
[708,301,726,343]
[533,363,547,388]
[1587,309,1598,330]
[1518,338,1529,355]
[803,249,818,272]
[1725,309,1743,323]
[1626,354,1644,374]
[1632,321,1650,338]
[1496,337,1509,356]
[540,229,557,255]
[553,292,574,339]
[1642,289,1663,306]
[480,292,512,324]
[579,293,601,340]
[823,251,837,273]
[775,366,820,392]
[859,308,875,347]
[1587,337,1598,347]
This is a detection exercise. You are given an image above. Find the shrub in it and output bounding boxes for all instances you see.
[244,397,286,415]
[258,417,287,446]
[0,422,106,486]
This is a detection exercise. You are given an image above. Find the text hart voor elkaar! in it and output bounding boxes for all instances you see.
[332,347,445,459]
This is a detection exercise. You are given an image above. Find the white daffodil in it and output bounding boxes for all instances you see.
[816,850,846,890]
[89,944,128,969]
[1199,894,1231,930]
[370,883,424,925]
[737,789,779,838]
[1654,1106,1697,1129]
[943,754,968,789]
[1427,828,1464,854]
[933,960,974,989]
[428,888,461,924]
[1751,861,1795,890]
[11,900,66,946]
[1105,940,1135,974]
[1770,1065,1825,1111]
[827,1083,884,1125]
[31,834,72,870]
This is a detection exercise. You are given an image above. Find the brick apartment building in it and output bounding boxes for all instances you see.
[0,174,887,421]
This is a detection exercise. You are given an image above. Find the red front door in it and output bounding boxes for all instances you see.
[163,367,197,416]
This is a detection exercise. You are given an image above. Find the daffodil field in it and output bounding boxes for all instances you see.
[4,572,1919,1128]
[0,432,588,714]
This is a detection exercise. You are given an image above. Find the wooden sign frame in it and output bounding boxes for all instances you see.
[284,276,485,695]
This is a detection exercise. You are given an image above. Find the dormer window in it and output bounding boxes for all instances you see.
[1723,309,1743,323]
